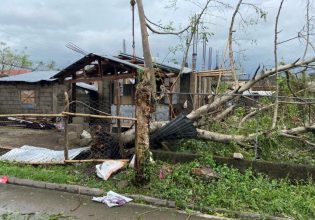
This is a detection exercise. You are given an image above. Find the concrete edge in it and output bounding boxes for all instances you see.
[2,176,292,220]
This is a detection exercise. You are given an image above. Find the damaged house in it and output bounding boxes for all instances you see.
[0,71,97,115]
[53,53,193,128]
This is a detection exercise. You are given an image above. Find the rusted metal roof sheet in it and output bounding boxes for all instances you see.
[0,145,89,163]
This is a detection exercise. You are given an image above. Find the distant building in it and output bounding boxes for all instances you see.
[0,69,31,78]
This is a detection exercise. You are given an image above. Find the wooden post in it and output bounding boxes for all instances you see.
[64,92,69,160]
[115,77,124,157]
[71,73,77,114]
[193,72,198,109]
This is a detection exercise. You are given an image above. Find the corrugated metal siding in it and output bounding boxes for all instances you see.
[0,145,89,163]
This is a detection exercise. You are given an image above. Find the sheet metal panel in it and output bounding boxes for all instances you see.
[0,145,89,163]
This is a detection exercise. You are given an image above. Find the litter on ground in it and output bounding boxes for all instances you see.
[0,176,8,184]
[92,191,133,207]
[96,160,128,180]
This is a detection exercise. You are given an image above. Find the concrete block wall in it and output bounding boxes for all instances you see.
[0,83,67,114]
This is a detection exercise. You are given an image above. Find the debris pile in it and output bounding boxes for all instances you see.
[0,117,55,130]
[90,125,121,159]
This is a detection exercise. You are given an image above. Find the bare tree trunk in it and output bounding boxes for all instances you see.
[170,0,213,91]
[134,0,156,184]
[228,0,243,87]
[302,0,311,60]
[136,0,156,91]
[271,0,285,129]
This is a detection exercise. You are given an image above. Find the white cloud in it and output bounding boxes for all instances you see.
[0,0,313,73]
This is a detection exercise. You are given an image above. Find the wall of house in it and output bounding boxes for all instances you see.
[111,104,169,122]
[0,83,67,114]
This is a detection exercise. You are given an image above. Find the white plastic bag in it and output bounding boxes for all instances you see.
[92,191,133,207]
[96,160,127,180]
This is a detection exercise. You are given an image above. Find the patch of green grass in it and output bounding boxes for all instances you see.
[0,162,79,184]
[170,134,315,166]
[1,158,314,219]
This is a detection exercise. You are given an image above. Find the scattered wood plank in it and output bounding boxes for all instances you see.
[64,159,130,163]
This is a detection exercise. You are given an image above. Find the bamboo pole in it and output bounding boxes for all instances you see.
[0,113,137,121]
[64,159,130,163]
[0,114,63,118]
[62,112,137,121]
[4,161,66,165]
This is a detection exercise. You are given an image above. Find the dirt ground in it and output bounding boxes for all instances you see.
[0,127,65,150]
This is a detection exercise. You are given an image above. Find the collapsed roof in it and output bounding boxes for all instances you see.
[53,53,192,83]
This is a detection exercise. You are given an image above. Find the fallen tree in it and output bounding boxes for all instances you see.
[120,56,315,146]
[126,0,315,181]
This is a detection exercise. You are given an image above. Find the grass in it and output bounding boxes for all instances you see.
[170,134,315,166]
[1,156,315,219]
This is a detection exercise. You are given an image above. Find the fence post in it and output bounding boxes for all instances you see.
[309,103,311,124]
[115,80,124,157]
[64,92,69,160]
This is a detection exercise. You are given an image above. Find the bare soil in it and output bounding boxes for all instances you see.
[0,127,65,150]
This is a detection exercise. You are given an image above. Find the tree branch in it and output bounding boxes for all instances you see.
[187,56,315,121]
[239,104,274,127]
[145,16,191,35]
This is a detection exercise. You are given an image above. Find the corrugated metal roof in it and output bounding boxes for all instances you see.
[100,54,144,70]
[150,115,197,148]
[0,145,89,163]
[118,53,192,74]
[0,71,58,83]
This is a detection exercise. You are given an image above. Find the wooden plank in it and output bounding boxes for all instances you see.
[67,73,136,83]
[196,72,233,77]
[62,112,137,121]
[64,92,70,161]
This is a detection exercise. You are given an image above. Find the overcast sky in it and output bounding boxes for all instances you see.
[0,0,314,75]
